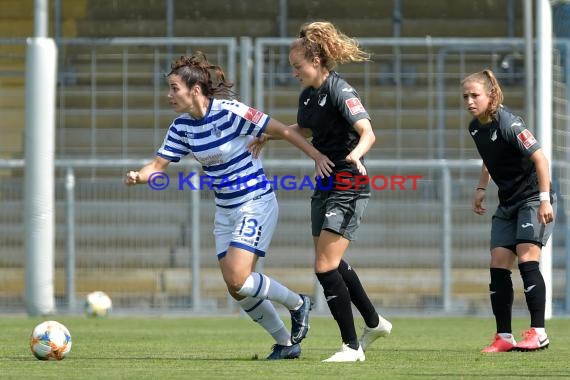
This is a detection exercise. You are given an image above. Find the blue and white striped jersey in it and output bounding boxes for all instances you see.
[156,98,272,208]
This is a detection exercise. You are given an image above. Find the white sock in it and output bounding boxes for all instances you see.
[237,272,301,310]
[533,327,546,336]
[498,333,515,343]
[237,296,291,346]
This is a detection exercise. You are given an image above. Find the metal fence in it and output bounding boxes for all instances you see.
[1,36,568,162]
[0,158,568,315]
[0,36,569,315]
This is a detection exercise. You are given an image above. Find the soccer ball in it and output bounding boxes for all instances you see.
[29,320,72,361]
[84,291,113,317]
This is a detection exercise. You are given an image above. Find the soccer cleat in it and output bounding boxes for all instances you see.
[359,314,392,351]
[322,344,365,362]
[481,334,516,353]
[290,294,312,344]
[514,328,549,351]
[266,343,301,360]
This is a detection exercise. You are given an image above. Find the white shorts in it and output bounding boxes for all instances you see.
[214,193,278,260]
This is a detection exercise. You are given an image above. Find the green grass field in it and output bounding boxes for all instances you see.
[1,314,568,379]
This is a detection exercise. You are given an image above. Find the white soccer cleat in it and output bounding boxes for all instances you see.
[360,314,392,351]
[322,344,365,362]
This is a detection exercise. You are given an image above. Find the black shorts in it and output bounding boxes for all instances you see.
[310,188,369,241]
[490,194,557,249]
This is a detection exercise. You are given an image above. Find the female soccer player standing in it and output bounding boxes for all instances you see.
[462,69,556,353]
[125,52,334,359]
[286,21,392,362]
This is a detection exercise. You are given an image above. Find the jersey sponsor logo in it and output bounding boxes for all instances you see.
[470,129,478,136]
[341,87,353,92]
[517,129,537,149]
[303,98,310,106]
[521,222,533,228]
[244,107,263,124]
[346,97,365,115]
[196,152,224,166]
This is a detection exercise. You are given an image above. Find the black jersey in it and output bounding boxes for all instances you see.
[296,71,370,173]
[468,106,541,205]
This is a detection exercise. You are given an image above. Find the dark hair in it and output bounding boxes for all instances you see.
[167,51,235,98]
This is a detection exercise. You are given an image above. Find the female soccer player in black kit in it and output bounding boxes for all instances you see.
[253,21,393,362]
[251,21,392,362]
[462,69,556,353]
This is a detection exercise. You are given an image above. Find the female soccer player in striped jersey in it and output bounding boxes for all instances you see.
[125,52,334,360]
[462,69,556,353]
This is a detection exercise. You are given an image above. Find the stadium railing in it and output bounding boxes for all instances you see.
[0,158,568,315]
[0,36,569,314]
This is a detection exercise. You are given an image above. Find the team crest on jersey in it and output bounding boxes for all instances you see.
[318,94,327,107]
[244,107,263,124]
[517,129,537,149]
[211,125,222,137]
[345,98,365,115]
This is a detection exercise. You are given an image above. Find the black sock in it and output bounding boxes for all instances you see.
[338,259,379,328]
[316,269,359,349]
[519,261,546,328]
[489,268,513,334]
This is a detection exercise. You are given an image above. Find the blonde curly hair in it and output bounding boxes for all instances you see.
[291,21,370,70]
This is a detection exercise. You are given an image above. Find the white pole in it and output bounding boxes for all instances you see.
[24,37,58,316]
[536,0,553,319]
[523,0,534,128]
[24,0,58,316]
[33,0,48,38]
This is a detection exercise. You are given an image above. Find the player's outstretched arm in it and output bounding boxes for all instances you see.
[248,123,312,159]
[264,119,333,178]
[124,156,171,185]
[263,123,312,141]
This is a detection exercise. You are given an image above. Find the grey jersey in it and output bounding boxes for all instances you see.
[468,106,542,205]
